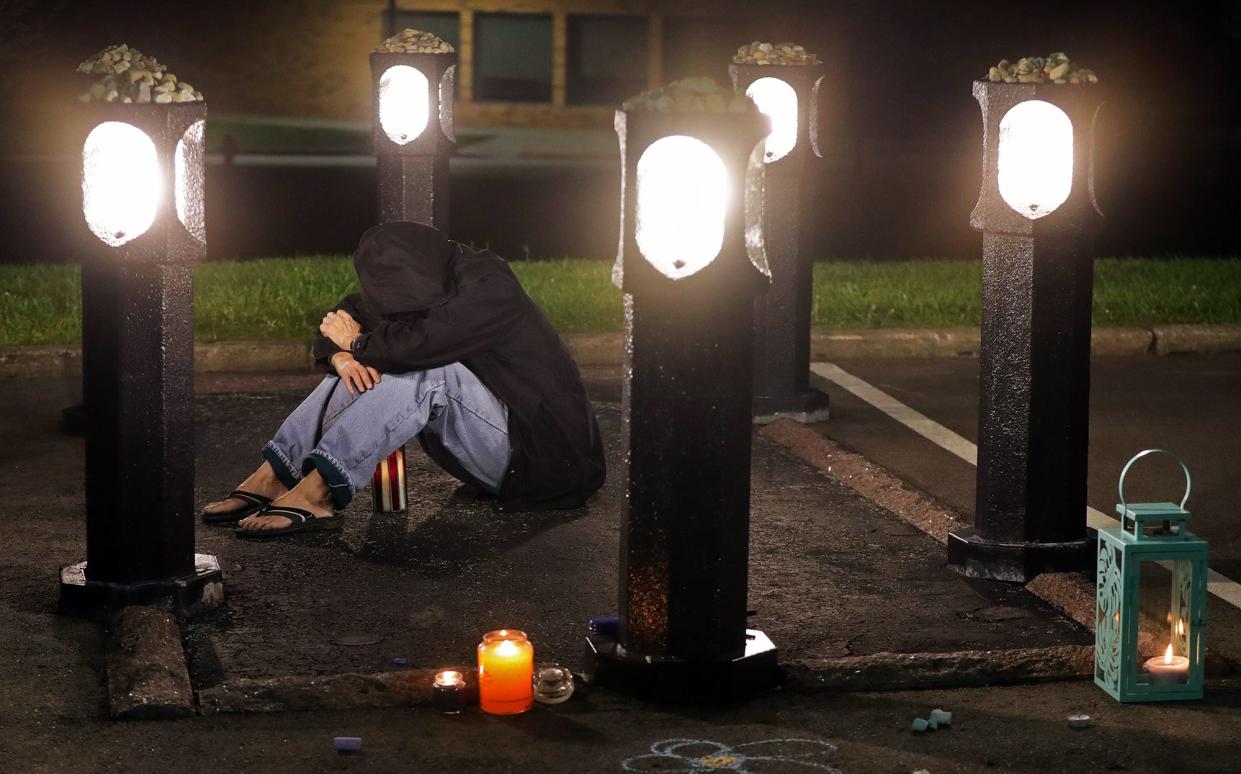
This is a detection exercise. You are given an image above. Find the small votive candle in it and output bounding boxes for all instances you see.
[1144,643,1190,686]
[432,670,467,714]
[477,629,534,715]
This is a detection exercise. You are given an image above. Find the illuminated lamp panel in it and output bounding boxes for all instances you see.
[744,143,770,277]
[635,135,728,280]
[83,121,161,247]
[175,119,206,244]
[997,100,1073,219]
[378,64,430,144]
[809,75,825,158]
[746,77,798,162]
[439,65,456,142]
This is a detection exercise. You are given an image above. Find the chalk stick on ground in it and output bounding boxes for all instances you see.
[334,736,363,753]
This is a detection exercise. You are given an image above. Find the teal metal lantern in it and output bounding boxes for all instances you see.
[1095,449,1207,702]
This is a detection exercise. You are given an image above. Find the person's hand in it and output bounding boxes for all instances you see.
[320,309,362,351]
[330,352,382,395]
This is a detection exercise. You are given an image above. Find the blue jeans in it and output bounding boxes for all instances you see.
[261,363,510,508]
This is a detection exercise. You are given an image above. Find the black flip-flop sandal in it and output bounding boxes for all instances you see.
[201,490,273,525]
[234,505,340,539]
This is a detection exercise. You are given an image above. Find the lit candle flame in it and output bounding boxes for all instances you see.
[435,670,463,686]
[1164,643,1174,664]
[495,639,521,657]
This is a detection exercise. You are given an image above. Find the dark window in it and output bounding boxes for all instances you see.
[388,11,460,50]
[661,16,751,85]
[474,13,553,102]
[566,15,648,105]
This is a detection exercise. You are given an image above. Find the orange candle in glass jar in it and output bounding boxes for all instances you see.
[477,629,534,715]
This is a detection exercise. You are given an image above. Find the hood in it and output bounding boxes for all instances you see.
[352,221,457,315]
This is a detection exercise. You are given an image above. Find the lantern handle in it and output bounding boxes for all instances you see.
[1118,449,1191,513]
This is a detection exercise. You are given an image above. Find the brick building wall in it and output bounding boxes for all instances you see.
[3,0,815,141]
[222,0,806,128]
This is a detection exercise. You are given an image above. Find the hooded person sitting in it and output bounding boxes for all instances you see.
[201,222,607,537]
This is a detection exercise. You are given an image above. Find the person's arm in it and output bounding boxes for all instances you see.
[311,294,364,373]
[349,272,525,374]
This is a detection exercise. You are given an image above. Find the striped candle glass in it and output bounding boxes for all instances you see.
[372,447,408,512]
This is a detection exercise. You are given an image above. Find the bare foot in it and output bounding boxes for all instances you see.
[202,461,288,516]
[238,470,335,532]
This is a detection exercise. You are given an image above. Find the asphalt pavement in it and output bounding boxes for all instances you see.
[4,359,1241,773]
[811,353,1241,581]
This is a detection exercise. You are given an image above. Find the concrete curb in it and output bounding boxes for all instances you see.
[1152,324,1241,356]
[195,647,1095,713]
[105,606,196,720]
[5,325,1239,379]
[761,420,964,544]
[784,646,1094,692]
[0,335,618,379]
[810,327,1156,359]
[193,340,314,372]
[197,667,477,714]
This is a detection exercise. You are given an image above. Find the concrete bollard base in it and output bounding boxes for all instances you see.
[752,389,831,425]
[60,553,224,618]
[946,528,1094,584]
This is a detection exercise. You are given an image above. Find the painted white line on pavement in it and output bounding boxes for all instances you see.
[812,363,978,465]
[810,361,1241,612]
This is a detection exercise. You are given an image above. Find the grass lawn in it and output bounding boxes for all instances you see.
[1,258,1239,347]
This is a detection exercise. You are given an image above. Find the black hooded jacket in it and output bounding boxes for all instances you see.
[312,222,606,511]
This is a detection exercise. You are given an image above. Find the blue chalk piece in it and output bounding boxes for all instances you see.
[927,718,938,730]
[334,737,363,753]
[392,657,408,667]
[589,616,619,636]
[911,718,929,733]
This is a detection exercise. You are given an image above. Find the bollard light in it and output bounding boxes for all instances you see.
[371,29,456,227]
[61,46,222,614]
[947,60,1104,582]
[371,30,457,512]
[730,45,829,424]
[585,79,778,701]
[1095,450,1206,702]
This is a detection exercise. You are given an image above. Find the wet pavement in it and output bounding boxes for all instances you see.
[806,352,1241,669]
[183,369,1086,685]
[812,354,1241,580]
[5,367,1241,772]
